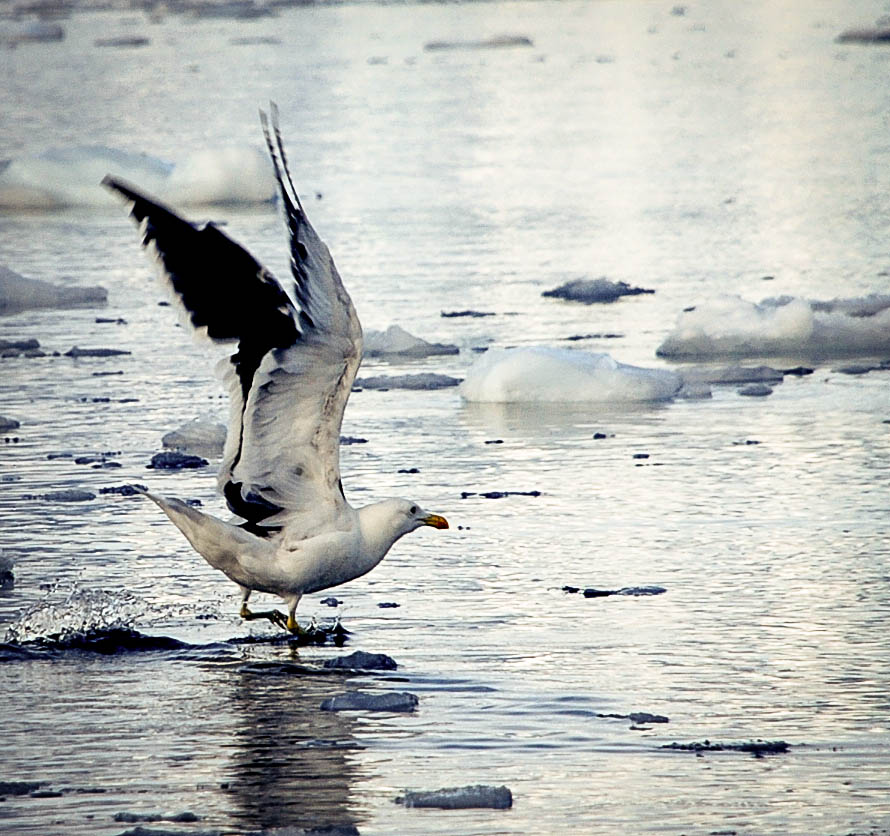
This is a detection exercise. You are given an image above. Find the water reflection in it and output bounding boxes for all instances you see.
[460,399,672,438]
[224,658,363,833]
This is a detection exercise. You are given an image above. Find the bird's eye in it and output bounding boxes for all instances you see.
[409,505,418,515]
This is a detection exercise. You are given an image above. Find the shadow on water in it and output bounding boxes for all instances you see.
[223,659,363,834]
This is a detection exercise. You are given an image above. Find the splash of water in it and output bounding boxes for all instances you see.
[4,583,144,645]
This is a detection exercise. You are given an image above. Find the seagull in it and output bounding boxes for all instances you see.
[103,107,448,634]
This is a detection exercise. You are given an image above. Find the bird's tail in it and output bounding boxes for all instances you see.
[140,489,269,573]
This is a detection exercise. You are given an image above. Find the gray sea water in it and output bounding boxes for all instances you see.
[2,0,890,834]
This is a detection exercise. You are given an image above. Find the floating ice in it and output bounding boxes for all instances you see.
[0,145,275,210]
[460,347,682,403]
[162,416,226,457]
[363,324,458,358]
[658,294,890,359]
[0,264,107,314]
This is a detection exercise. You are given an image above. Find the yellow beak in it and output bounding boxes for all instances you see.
[422,513,449,530]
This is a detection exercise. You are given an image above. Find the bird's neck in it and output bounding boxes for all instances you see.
[356,502,406,566]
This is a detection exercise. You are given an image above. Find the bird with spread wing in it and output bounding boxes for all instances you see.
[103,107,448,634]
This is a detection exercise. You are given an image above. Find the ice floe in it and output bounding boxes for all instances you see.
[363,324,458,358]
[0,265,107,314]
[657,294,890,359]
[0,144,275,210]
[161,416,226,457]
[460,347,682,403]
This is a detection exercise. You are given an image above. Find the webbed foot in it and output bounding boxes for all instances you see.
[240,604,289,630]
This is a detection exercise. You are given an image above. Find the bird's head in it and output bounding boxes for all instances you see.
[363,498,449,543]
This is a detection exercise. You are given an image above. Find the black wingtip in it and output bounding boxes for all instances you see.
[102,174,139,202]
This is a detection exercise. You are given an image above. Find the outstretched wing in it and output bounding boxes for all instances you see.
[103,115,362,536]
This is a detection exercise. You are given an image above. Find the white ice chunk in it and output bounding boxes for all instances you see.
[460,347,682,403]
[0,264,107,314]
[658,294,890,359]
[165,146,276,206]
[363,324,458,358]
[0,145,275,210]
[161,415,227,457]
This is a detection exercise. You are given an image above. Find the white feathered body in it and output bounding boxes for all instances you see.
[145,492,423,597]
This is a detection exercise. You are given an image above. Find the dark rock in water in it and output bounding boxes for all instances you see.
[461,490,541,499]
[597,711,669,724]
[628,712,669,724]
[661,739,789,757]
[323,650,398,671]
[738,383,773,397]
[319,596,342,607]
[115,827,221,836]
[64,346,131,358]
[0,338,40,351]
[564,332,624,341]
[543,278,654,304]
[836,26,890,43]
[355,373,461,390]
[398,467,419,474]
[94,36,150,47]
[0,553,14,590]
[681,364,783,385]
[0,416,20,431]
[320,690,418,712]
[0,780,42,796]
[339,435,367,445]
[565,585,666,598]
[397,784,513,809]
[148,451,209,469]
[37,629,189,655]
[377,601,400,608]
[441,309,496,318]
[99,484,148,496]
[30,789,63,797]
[781,366,814,376]
[114,812,200,823]
[425,34,532,50]
[41,489,96,502]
